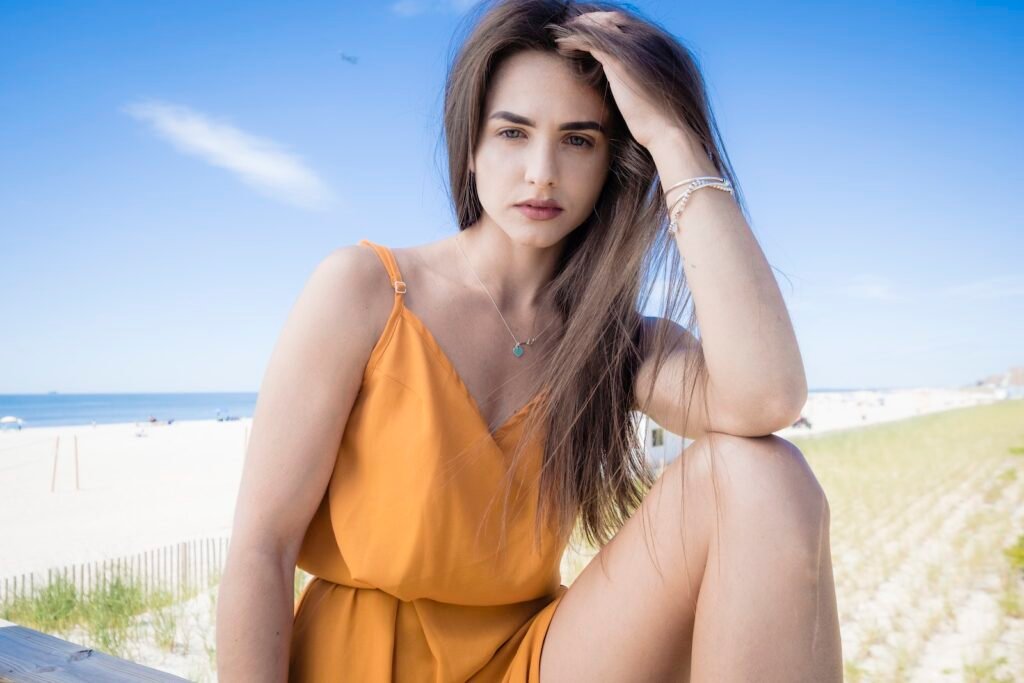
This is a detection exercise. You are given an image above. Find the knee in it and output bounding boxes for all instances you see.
[683,433,828,557]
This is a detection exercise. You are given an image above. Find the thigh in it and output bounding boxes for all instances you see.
[538,433,720,682]
[537,433,825,683]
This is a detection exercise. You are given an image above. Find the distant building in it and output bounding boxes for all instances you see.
[975,365,1024,399]
[1006,365,1024,399]
[635,412,690,471]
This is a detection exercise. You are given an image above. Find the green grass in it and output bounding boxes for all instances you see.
[1005,533,1024,578]
[295,567,312,603]
[790,401,1024,524]
[791,401,1024,675]
[1,565,219,662]
[963,654,1014,683]
[2,570,145,659]
[149,587,181,652]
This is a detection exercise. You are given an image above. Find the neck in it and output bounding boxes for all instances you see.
[455,220,564,311]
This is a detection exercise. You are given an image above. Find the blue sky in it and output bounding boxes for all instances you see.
[1,0,1021,393]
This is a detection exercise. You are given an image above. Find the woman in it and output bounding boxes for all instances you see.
[217,1,842,681]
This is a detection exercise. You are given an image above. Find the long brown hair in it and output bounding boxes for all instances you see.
[437,0,749,579]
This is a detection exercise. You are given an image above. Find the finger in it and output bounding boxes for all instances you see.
[574,11,626,31]
[554,36,586,53]
[555,35,596,54]
[556,39,609,64]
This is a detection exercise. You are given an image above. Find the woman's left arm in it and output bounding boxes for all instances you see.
[649,130,808,429]
[558,10,808,432]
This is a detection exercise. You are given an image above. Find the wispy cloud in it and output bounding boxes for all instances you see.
[123,100,335,211]
[939,275,1024,300]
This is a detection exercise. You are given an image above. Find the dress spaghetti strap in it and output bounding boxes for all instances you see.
[358,239,406,295]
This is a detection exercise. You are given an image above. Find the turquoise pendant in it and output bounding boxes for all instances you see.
[513,344,524,357]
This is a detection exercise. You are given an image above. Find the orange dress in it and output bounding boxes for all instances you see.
[288,239,570,682]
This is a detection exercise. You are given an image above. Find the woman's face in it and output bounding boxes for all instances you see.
[472,49,612,248]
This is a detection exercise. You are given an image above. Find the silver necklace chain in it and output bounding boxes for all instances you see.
[454,233,556,357]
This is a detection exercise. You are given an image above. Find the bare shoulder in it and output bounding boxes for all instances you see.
[309,243,397,354]
[223,241,396,565]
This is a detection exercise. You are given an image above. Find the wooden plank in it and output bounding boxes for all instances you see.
[0,619,189,682]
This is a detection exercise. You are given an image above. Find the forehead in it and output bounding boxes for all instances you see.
[485,50,606,122]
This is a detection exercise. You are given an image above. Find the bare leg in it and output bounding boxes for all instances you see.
[687,435,842,681]
[538,433,842,682]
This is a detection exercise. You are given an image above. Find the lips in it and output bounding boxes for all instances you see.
[516,204,563,221]
[515,198,562,209]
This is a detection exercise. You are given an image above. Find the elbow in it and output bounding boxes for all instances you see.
[781,376,808,423]
[725,390,807,437]
[772,393,807,432]
[767,367,808,431]
[709,404,797,438]
[767,382,808,432]
[708,371,808,437]
[225,536,299,582]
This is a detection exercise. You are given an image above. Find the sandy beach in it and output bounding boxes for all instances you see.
[0,418,247,579]
[1,387,1019,681]
[780,386,1005,436]
[0,386,1002,579]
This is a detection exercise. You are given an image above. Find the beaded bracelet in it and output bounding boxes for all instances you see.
[664,176,734,234]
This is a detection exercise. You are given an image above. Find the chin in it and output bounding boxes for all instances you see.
[510,224,576,250]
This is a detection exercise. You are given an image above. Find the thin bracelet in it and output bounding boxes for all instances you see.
[668,178,730,210]
[663,176,724,201]
[669,180,732,222]
[668,181,732,234]
[667,178,733,234]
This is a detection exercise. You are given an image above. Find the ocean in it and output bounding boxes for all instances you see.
[0,393,258,429]
[0,387,879,431]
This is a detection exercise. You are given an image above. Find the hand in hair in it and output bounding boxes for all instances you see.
[554,11,683,150]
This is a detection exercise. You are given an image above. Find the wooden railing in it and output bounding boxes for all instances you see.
[0,617,190,681]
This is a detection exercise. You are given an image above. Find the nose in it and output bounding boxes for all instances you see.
[524,143,558,187]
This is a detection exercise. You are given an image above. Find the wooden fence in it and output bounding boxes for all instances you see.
[1,535,232,606]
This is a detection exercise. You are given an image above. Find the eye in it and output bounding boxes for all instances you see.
[566,134,594,148]
[497,129,594,148]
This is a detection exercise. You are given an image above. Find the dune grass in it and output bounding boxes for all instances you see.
[795,402,1024,681]
[3,570,145,658]
[1,563,220,678]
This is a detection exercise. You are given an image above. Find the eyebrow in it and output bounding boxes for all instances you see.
[488,110,605,134]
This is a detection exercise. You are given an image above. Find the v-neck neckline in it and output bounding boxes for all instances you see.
[360,237,546,444]
[398,303,545,442]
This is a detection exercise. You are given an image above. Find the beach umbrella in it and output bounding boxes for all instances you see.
[0,416,24,430]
